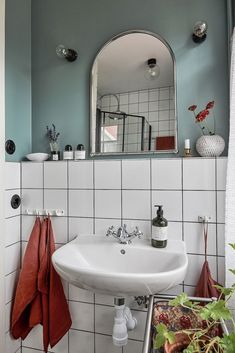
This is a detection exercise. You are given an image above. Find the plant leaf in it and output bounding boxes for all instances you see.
[229,243,235,250]
[221,333,235,353]
[199,300,232,321]
[169,293,194,308]
[183,344,195,353]
[214,284,235,296]
[153,323,175,349]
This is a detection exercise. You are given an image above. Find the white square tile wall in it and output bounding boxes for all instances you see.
[152,159,182,190]
[44,161,67,189]
[18,157,227,353]
[122,159,150,189]
[4,163,22,353]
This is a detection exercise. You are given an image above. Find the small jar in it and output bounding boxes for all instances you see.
[51,151,60,161]
[74,144,86,160]
[63,145,73,160]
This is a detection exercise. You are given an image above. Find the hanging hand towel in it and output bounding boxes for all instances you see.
[38,217,72,352]
[194,222,221,298]
[11,217,42,339]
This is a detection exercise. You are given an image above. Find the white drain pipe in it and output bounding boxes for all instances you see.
[112,298,137,347]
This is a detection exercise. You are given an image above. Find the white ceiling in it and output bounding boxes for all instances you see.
[97,32,174,95]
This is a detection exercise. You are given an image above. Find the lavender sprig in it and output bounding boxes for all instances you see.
[46,124,60,143]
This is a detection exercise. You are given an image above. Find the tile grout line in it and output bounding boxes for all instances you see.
[20,162,23,352]
[215,158,219,282]
[93,160,96,353]
[181,158,185,292]
[67,160,71,353]
[121,160,123,223]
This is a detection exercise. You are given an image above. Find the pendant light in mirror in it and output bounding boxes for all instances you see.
[144,58,160,80]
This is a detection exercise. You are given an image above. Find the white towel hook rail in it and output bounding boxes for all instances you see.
[25,209,65,216]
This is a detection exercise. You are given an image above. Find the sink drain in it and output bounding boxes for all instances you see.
[120,249,126,255]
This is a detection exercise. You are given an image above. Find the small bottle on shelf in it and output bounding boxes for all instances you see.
[74,144,86,160]
[63,145,73,160]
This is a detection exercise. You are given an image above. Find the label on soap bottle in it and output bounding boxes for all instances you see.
[52,153,59,161]
[152,226,168,241]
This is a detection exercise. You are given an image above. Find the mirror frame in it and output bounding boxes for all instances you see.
[90,29,178,156]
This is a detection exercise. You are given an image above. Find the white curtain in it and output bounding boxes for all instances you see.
[225,27,235,312]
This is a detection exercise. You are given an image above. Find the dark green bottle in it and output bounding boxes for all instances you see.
[152,205,168,248]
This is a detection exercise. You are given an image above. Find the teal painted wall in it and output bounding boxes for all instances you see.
[5,0,32,161]
[31,0,229,157]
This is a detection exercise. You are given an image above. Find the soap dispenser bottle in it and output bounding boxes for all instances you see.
[152,205,168,248]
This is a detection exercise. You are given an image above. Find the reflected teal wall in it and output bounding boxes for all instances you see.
[30,0,228,157]
[5,0,31,161]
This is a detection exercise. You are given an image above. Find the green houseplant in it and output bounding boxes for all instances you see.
[153,244,235,353]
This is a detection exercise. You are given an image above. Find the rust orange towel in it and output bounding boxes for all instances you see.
[11,216,71,352]
[11,217,42,339]
[39,217,72,352]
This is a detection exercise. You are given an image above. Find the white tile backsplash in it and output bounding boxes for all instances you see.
[5,270,19,304]
[152,159,182,190]
[70,301,94,331]
[69,285,94,303]
[123,340,143,353]
[217,223,225,256]
[95,334,121,353]
[183,191,216,222]
[95,305,114,335]
[69,161,93,189]
[122,190,151,220]
[95,190,121,218]
[122,159,150,189]
[49,216,68,243]
[69,330,94,353]
[217,191,226,223]
[184,222,216,255]
[5,163,20,190]
[44,189,67,215]
[22,162,43,188]
[69,189,93,217]
[94,160,121,189]
[44,161,67,189]
[69,217,94,239]
[6,157,227,353]
[183,158,215,190]
[4,242,21,275]
[22,189,43,214]
[217,158,227,190]
[5,216,20,246]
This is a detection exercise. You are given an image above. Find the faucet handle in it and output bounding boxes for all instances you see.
[106,225,114,237]
[135,226,143,238]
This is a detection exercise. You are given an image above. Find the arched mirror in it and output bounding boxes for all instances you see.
[90,30,177,155]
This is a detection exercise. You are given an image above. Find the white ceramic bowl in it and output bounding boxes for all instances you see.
[26,153,49,162]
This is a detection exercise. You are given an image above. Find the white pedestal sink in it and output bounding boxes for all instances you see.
[52,235,188,297]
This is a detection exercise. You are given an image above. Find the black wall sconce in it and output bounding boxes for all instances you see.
[56,44,78,62]
[192,21,208,43]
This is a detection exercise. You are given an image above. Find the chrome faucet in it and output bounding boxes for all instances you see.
[106,224,143,244]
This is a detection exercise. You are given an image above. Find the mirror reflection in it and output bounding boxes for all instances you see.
[91,31,177,155]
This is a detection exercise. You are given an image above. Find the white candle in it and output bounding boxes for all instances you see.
[185,139,190,149]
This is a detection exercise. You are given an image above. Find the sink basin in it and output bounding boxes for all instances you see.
[52,235,188,297]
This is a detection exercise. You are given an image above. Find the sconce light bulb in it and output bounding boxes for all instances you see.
[56,45,67,58]
[192,21,208,43]
[145,59,160,81]
[56,44,78,62]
